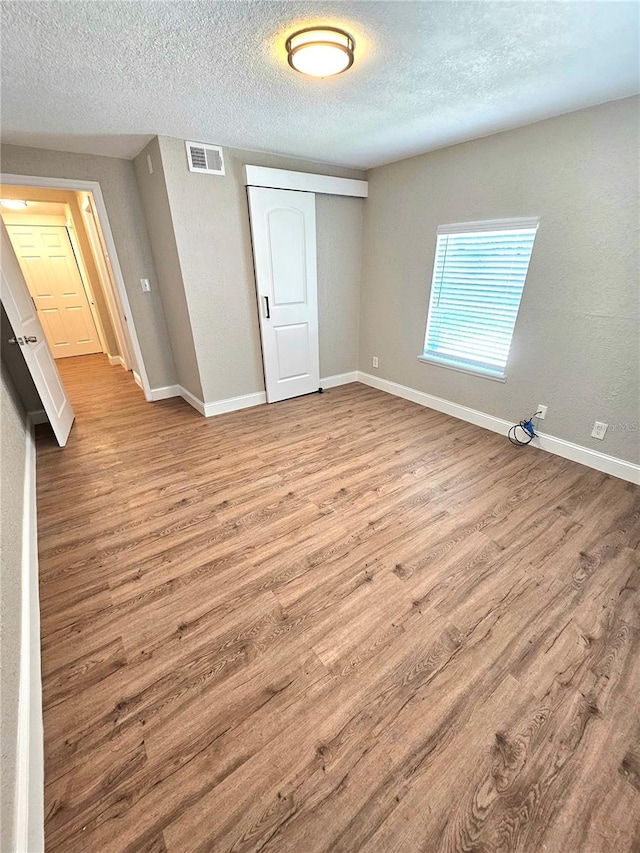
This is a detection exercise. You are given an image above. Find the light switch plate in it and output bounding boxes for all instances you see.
[140,278,151,292]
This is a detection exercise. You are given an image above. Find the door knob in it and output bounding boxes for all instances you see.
[8,336,25,345]
[24,336,37,343]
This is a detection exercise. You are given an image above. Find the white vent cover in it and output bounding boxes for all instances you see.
[185,141,225,175]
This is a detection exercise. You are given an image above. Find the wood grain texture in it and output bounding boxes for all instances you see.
[36,355,640,852]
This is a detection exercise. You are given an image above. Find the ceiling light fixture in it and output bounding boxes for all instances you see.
[286,27,355,78]
[0,199,28,210]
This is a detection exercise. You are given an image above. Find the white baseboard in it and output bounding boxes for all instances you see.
[151,368,637,483]
[149,384,208,416]
[15,420,44,852]
[357,371,640,485]
[107,354,125,369]
[177,385,206,416]
[203,390,266,418]
[183,375,356,418]
[149,384,181,402]
[27,409,48,426]
[132,370,143,389]
[149,373,357,416]
[531,431,640,485]
[358,371,514,433]
[320,371,358,389]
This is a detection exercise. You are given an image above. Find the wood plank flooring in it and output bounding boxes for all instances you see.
[36,354,640,852]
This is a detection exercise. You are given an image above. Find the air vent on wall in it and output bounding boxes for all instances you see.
[185,141,225,175]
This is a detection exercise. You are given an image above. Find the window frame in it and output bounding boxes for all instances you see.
[419,217,539,381]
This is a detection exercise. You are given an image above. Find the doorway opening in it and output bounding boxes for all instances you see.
[1,175,152,442]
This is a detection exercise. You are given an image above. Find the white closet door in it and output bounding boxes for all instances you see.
[6,224,102,358]
[1,224,74,446]
[248,187,320,403]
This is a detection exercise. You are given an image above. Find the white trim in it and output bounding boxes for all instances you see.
[173,386,267,418]
[202,390,266,418]
[14,419,44,853]
[27,409,48,425]
[437,216,540,235]
[244,165,368,198]
[107,354,126,369]
[167,376,356,416]
[418,354,506,383]
[532,432,640,484]
[356,372,640,485]
[178,385,206,416]
[132,370,143,389]
[358,371,512,433]
[176,387,266,418]
[149,384,180,401]
[0,174,152,400]
[320,371,358,388]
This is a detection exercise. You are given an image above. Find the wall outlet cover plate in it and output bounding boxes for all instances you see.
[591,421,608,440]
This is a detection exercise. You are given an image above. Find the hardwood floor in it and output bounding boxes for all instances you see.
[37,354,640,852]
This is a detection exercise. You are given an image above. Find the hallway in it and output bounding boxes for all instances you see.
[37,358,640,852]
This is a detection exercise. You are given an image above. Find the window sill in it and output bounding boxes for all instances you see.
[417,355,506,383]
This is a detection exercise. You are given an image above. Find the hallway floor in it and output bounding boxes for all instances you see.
[37,355,640,852]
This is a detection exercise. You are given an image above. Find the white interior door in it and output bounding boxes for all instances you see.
[6,224,102,358]
[1,225,74,446]
[248,187,320,403]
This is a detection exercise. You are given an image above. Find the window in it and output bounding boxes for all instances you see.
[421,218,539,380]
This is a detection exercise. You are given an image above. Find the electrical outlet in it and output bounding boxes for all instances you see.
[537,405,548,420]
[372,356,379,368]
[140,278,151,292]
[591,421,608,440]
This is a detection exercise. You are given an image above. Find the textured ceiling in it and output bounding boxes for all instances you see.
[1,1,638,168]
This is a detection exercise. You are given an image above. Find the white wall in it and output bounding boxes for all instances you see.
[359,97,640,464]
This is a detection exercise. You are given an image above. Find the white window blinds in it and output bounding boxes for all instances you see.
[422,218,539,379]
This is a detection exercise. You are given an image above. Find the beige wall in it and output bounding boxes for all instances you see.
[359,97,640,464]
[134,138,203,398]
[317,194,362,378]
[0,144,177,389]
[4,101,636,465]
[0,363,27,853]
[155,137,364,403]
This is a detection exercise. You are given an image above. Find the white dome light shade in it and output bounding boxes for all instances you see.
[0,199,28,210]
[286,27,355,78]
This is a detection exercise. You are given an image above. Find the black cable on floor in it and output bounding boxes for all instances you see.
[508,412,541,446]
